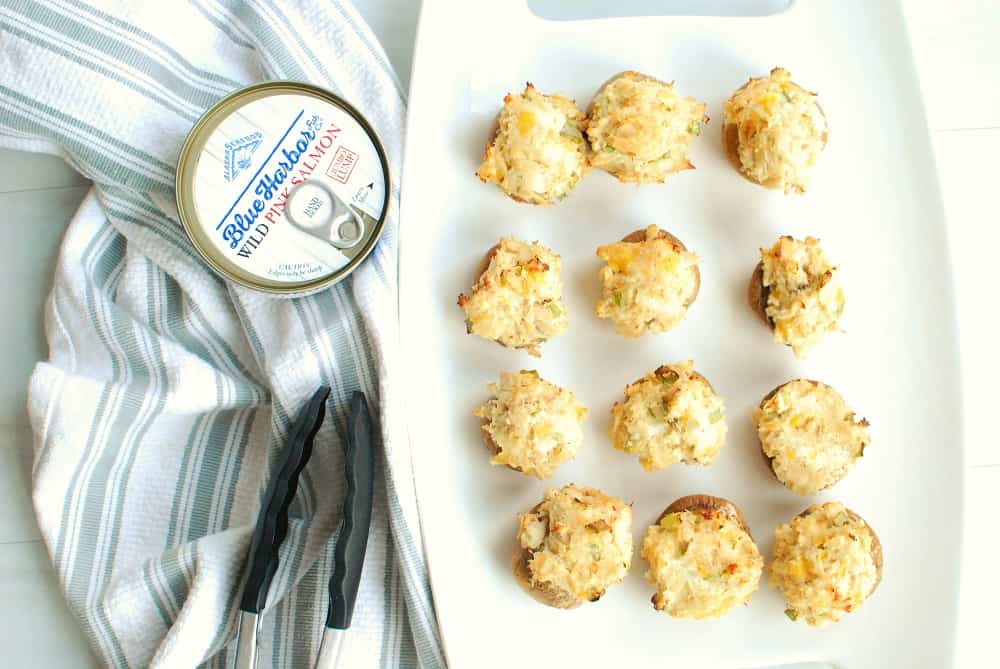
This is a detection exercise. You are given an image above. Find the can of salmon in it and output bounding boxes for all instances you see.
[175,81,390,296]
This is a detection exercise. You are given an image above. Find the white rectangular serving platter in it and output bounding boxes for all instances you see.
[399,1,963,667]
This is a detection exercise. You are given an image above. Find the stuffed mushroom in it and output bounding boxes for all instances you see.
[770,502,883,626]
[723,67,829,193]
[749,235,844,357]
[586,71,707,184]
[473,370,587,479]
[642,495,763,619]
[513,484,633,609]
[596,225,700,338]
[752,379,870,496]
[458,237,568,356]
[476,83,588,204]
[610,361,726,471]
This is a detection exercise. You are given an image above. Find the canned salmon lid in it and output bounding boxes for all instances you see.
[176,82,390,294]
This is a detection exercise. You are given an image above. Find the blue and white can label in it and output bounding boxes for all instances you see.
[179,83,388,292]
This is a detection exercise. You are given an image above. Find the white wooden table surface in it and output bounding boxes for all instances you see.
[0,1,994,666]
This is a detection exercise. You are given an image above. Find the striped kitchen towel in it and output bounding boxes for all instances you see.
[0,1,445,667]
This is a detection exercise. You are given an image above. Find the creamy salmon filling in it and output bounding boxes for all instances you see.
[517,485,633,602]
[586,71,707,183]
[753,380,870,495]
[760,236,844,357]
[610,361,726,471]
[474,370,587,479]
[770,502,879,626]
[723,67,828,193]
[476,83,588,204]
[458,238,568,356]
[596,225,699,338]
[642,507,763,619]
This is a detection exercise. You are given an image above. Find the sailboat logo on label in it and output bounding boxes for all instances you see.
[224,131,263,182]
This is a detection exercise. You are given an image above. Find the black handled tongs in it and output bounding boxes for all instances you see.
[313,391,375,668]
[234,386,330,669]
[232,388,375,669]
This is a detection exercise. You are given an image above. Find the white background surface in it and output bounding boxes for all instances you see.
[0,0,994,666]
